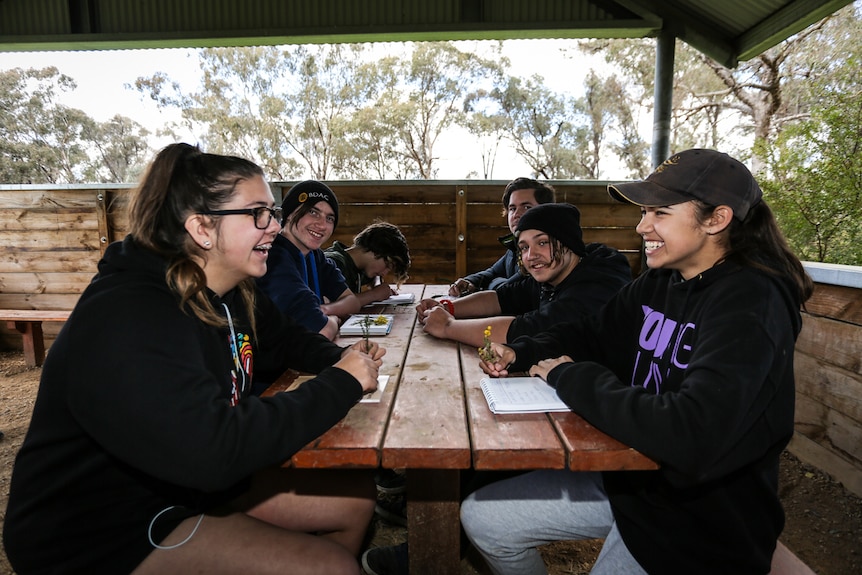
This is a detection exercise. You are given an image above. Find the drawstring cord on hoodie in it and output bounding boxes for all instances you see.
[222,302,247,395]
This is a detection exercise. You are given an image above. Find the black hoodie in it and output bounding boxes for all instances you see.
[507,261,803,574]
[4,236,362,574]
[496,242,632,341]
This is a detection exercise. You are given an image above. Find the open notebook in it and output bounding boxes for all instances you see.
[479,376,570,414]
[339,314,394,336]
[370,292,415,305]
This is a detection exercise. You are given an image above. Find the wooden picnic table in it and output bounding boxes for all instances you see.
[263,284,657,575]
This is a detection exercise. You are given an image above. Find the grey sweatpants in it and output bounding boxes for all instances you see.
[460,470,647,575]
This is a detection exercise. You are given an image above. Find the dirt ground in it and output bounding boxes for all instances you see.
[1,349,860,574]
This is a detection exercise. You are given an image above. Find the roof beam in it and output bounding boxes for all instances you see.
[737,0,855,62]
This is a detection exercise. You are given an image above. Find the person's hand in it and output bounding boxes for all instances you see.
[421,306,453,338]
[529,356,573,380]
[367,282,396,302]
[479,343,516,377]
[415,298,441,321]
[335,347,385,393]
[344,339,386,361]
[449,278,475,297]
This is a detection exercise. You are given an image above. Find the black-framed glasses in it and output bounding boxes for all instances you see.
[198,206,284,229]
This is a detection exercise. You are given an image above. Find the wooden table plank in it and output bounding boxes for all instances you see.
[264,285,422,468]
[382,285,471,470]
[552,413,659,471]
[384,286,470,575]
[460,343,567,470]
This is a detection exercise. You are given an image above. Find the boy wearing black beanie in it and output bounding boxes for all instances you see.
[415,203,631,349]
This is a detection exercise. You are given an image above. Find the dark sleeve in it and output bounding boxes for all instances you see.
[488,269,523,290]
[252,289,346,383]
[546,279,795,487]
[506,278,624,341]
[464,253,509,291]
[506,246,631,341]
[495,277,542,316]
[66,289,361,493]
[316,251,350,302]
[257,249,329,333]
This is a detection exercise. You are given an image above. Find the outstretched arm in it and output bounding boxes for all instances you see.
[420,306,515,348]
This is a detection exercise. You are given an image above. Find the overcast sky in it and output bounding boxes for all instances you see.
[3,39,630,180]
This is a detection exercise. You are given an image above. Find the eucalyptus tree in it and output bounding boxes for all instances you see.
[759,17,862,265]
[0,67,91,183]
[81,115,151,183]
[486,74,588,179]
[581,4,859,172]
[135,46,302,179]
[381,42,507,179]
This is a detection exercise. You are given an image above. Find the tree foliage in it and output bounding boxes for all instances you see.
[759,14,862,264]
[0,67,150,184]
[3,6,860,263]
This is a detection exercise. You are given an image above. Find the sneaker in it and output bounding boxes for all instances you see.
[374,495,407,527]
[361,542,408,575]
[374,469,406,495]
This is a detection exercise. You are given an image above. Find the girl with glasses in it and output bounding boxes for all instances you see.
[4,143,384,575]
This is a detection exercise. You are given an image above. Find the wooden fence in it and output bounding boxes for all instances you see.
[2,182,860,498]
[793,265,862,498]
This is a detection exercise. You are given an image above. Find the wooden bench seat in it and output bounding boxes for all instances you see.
[0,309,71,367]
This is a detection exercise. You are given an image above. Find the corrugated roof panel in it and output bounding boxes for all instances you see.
[666,0,786,38]
[0,0,853,66]
[0,0,70,35]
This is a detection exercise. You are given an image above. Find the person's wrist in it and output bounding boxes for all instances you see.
[439,298,455,315]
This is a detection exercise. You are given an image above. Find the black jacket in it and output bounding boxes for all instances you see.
[508,262,803,574]
[4,236,361,574]
[495,243,632,341]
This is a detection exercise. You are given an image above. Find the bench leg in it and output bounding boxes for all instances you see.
[407,469,460,575]
[7,320,46,367]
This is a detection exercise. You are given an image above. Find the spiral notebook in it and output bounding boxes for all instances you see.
[479,376,570,414]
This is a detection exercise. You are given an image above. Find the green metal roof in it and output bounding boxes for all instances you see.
[0,0,854,67]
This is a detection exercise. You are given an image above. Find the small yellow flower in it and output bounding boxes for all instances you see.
[478,325,498,362]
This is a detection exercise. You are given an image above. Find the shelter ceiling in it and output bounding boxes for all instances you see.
[0,0,854,67]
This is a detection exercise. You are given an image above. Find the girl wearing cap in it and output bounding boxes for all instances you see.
[257,180,362,343]
[4,144,384,574]
[462,149,813,574]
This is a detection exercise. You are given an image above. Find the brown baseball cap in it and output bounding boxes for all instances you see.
[608,149,762,220]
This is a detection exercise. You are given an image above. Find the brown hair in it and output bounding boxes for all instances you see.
[501,177,557,217]
[693,199,814,306]
[127,143,265,331]
[353,221,411,284]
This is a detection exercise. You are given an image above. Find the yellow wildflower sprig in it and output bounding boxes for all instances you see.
[359,315,389,352]
[478,325,499,362]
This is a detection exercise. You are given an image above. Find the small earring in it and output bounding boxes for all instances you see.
[203,241,211,247]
